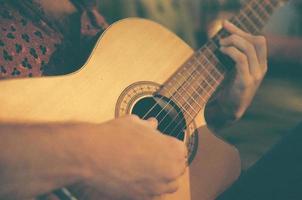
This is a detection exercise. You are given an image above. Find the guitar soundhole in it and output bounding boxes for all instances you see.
[131,95,186,141]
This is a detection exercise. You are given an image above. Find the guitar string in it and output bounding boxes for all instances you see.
[140,55,213,120]
[53,1,274,200]
[155,59,215,127]
[141,56,211,121]
[159,0,270,138]
[169,13,263,139]
[141,24,229,124]
[143,0,272,139]
[149,53,216,122]
[140,0,269,122]
[142,2,248,136]
[158,48,222,132]
[159,11,254,137]
[170,0,277,140]
[143,49,221,125]
[162,51,224,137]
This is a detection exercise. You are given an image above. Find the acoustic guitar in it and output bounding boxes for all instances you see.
[0,0,287,199]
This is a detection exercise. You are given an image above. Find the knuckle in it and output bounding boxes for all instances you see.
[228,46,236,53]
[166,183,179,194]
[237,77,253,90]
[262,64,268,74]
[154,181,179,196]
[246,42,255,52]
[169,166,182,179]
[237,54,248,65]
[254,71,264,81]
[229,35,237,42]
[245,77,254,88]
[254,35,267,46]
[129,114,140,121]
[254,70,266,83]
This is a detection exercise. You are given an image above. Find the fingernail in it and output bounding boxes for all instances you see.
[224,20,230,26]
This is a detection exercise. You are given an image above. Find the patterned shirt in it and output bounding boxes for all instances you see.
[0,0,108,79]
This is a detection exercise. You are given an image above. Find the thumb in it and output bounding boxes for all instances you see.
[146,117,158,129]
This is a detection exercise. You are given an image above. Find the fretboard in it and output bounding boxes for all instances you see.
[158,0,287,123]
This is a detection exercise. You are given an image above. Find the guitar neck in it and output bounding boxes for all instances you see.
[158,0,288,124]
[214,0,283,39]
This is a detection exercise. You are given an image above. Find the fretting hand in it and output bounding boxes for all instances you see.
[205,20,268,129]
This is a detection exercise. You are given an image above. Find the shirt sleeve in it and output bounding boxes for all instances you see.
[72,0,109,39]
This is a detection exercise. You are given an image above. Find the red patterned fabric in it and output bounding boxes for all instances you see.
[0,0,108,80]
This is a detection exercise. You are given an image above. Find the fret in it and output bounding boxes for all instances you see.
[172,87,200,116]
[200,80,213,99]
[205,45,226,72]
[204,45,223,72]
[163,62,195,96]
[174,64,208,109]
[173,72,204,109]
[171,96,195,121]
[246,3,265,28]
[195,65,217,94]
[181,66,209,103]
[190,72,212,101]
[200,65,219,88]
[200,52,225,85]
[236,14,255,33]
[170,74,195,102]
[190,65,215,100]
[195,56,220,87]
[157,0,287,125]
[264,0,275,13]
[270,0,280,7]
[240,10,261,33]
[205,51,224,83]
[253,0,270,20]
[162,85,196,120]
[209,66,223,82]
[184,64,209,101]
[231,16,250,32]
[188,63,214,99]
[207,40,219,51]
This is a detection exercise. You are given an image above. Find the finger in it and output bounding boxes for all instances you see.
[220,46,250,80]
[220,34,260,76]
[152,179,180,196]
[223,20,268,72]
[252,35,268,71]
[146,117,158,129]
[223,20,252,39]
[163,180,180,194]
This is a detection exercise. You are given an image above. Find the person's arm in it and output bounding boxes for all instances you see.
[0,123,90,199]
[0,116,186,200]
[267,35,302,64]
[190,20,268,199]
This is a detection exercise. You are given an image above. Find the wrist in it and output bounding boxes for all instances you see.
[205,98,238,131]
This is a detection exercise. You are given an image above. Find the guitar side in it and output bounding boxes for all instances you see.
[0,18,240,200]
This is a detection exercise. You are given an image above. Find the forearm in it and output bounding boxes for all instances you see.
[0,123,91,200]
[190,126,241,200]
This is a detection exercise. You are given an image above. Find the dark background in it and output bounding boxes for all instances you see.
[99,0,302,170]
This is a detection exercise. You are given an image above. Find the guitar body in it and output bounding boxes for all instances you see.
[0,18,240,200]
